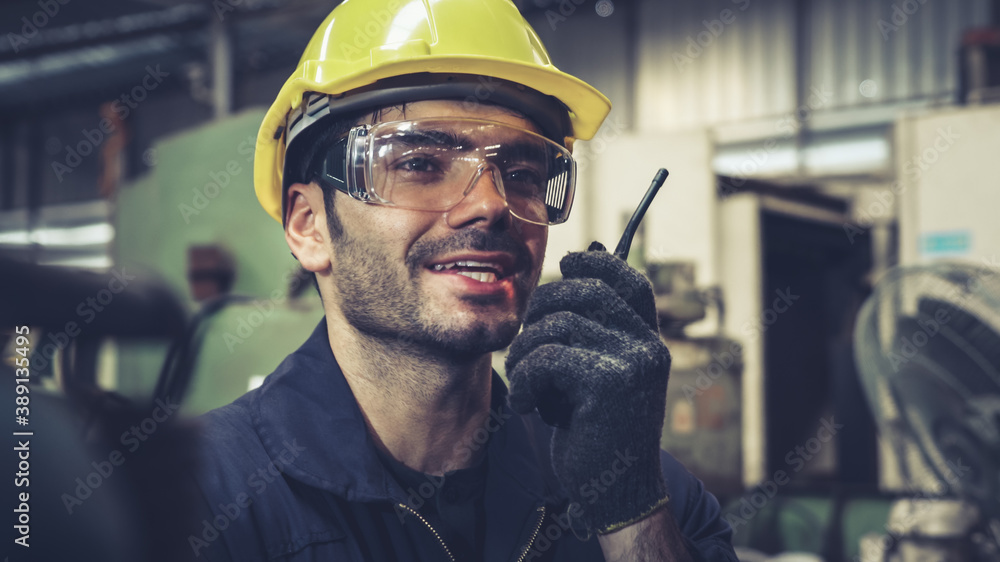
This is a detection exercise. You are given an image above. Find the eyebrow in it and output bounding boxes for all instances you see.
[492,140,548,164]
[390,130,472,151]
[387,130,549,165]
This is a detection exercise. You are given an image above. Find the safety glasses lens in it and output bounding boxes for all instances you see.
[363,120,575,225]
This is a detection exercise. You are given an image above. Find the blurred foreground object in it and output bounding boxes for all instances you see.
[0,255,198,562]
[854,261,1000,560]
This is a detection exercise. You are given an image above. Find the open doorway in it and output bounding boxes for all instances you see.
[760,201,878,487]
[721,175,880,487]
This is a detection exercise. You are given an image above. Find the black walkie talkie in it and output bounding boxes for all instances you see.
[614,168,668,261]
[538,168,669,429]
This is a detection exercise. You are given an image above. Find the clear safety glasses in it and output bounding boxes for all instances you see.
[309,118,577,226]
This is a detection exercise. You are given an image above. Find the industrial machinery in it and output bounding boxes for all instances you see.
[853,261,1000,561]
[651,261,744,501]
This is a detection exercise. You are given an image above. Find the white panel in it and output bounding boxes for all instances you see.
[898,105,1000,266]
[719,193,765,486]
[592,129,717,284]
[896,114,921,266]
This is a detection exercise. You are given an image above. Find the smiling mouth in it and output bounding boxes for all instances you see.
[428,260,506,283]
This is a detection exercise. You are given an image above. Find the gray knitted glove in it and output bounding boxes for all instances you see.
[506,242,672,534]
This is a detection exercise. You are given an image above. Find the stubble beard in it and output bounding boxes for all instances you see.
[329,225,539,358]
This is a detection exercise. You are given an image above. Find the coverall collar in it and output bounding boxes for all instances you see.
[248,319,548,507]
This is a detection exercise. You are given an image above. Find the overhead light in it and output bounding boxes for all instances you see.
[0,223,115,247]
[38,255,113,269]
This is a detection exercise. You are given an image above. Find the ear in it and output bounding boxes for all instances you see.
[284,182,332,273]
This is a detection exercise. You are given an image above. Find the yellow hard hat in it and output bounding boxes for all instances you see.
[254,0,612,223]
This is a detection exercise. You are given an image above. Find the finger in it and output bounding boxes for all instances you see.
[506,311,624,369]
[506,344,606,415]
[558,250,657,330]
[525,278,652,336]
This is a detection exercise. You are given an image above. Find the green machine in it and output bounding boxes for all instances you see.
[114,109,324,415]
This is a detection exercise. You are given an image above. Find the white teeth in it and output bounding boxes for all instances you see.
[456,271,497,283]
[430,260,503,276]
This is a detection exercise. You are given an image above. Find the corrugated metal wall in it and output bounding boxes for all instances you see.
[534,0,993,134]
[637,0,797,131]
[803,0,990,109]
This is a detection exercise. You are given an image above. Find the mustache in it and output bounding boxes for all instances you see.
[406,229,534,274]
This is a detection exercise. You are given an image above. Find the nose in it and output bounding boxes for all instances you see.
[444,166,513,229]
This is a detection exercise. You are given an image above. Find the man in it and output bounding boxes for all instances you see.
[189,0,738,560]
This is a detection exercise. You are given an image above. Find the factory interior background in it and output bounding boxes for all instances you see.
[1,0,1000,560]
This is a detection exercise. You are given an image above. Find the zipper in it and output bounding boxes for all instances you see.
[395,502,547,562]
[396,502,456,562]
[514,506,546,562]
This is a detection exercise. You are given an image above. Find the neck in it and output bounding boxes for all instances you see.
[326,314,494,476]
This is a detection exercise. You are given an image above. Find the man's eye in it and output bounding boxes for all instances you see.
[505,168,545,189]
[396,156,439,173]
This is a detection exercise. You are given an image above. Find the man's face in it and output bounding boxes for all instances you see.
[319,100,549,357]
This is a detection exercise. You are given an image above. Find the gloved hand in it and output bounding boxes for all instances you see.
[506,242,672,535]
